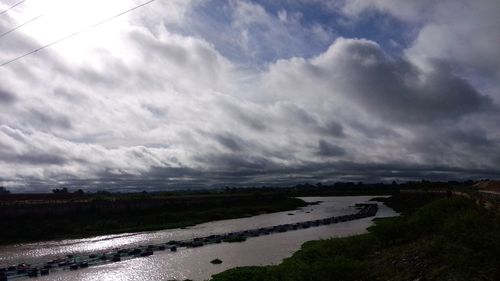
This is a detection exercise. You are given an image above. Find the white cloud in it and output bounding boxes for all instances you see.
[341,0,500,94]
[0,0,499,190]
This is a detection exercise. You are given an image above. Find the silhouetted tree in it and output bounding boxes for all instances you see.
[0,186,10,194]
[74,189,85,195]
[95,190,111,195]
[52,187,68,194]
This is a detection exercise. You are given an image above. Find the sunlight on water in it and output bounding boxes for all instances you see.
[0,196,398,281]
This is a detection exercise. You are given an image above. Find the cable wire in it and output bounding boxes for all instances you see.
[0,14,42,39]
[0,0,156,67]
[0,0,26,16]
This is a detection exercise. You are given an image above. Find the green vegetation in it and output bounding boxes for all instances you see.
[212,195,500,281]
[0,194,306,244]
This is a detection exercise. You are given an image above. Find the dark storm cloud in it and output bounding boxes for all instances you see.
[154,163,484,185]
[279,102,317,125]
[232,110,268,131]
[145,156,491,185]
[274,102,346,137]
[14,153,68,165]
[197,153,277,171]
[137,166,203,178]
[317,121,345,137]
[279,161,500,184]
[142,103,168,118]
[28,108,73,130]
[347,120,400,139]
[64,160,500,191]
[0,150,68,165]
[0,88,16,104]
[317,140,346,157]
[214,133,245,152]
[447,129,494,147]
[405,125,500,169]
[219,99,268,131]
[322,39,493,124]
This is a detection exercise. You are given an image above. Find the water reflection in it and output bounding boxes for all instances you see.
[1,196,397,281]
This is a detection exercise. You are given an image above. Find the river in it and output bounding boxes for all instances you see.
[0,196,398,281]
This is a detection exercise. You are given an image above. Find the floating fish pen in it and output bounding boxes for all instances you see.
[139,251,153,257]
[27,269,38,277]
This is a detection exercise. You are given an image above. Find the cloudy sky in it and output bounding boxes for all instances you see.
[0,0,499,192]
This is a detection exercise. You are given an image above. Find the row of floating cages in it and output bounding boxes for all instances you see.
[0,204,378,279]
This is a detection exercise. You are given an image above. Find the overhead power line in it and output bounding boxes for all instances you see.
[0,0,156,67]
[0,0,26,16]
[0,14,42,40]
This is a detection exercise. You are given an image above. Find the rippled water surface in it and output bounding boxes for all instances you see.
[0,196,397,281]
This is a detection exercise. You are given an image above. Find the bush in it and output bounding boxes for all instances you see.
[370,217,409,244]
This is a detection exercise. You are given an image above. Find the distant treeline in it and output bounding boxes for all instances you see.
[220,179,477,197]
[0,179,481,196]
[0,179,478,203]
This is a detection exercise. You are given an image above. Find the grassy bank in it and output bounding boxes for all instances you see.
[212,194,500,281]
[0,194,307,245]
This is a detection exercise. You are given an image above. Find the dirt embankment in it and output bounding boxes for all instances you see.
[474,180,500,193]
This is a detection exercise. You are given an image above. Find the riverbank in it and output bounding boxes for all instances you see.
[212,194,500,281]
[0,193,308,245]
[0,196,395,280]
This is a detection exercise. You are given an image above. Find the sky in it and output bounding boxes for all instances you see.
[0,0,499,192]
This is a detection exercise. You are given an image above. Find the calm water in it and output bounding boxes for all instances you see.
[0,196,397,281]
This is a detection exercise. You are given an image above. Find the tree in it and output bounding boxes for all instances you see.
[52,187,68,194]
[0,186,10,194]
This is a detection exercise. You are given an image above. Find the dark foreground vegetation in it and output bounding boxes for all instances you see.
[0,192,307,244]
[212,194,500,281]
